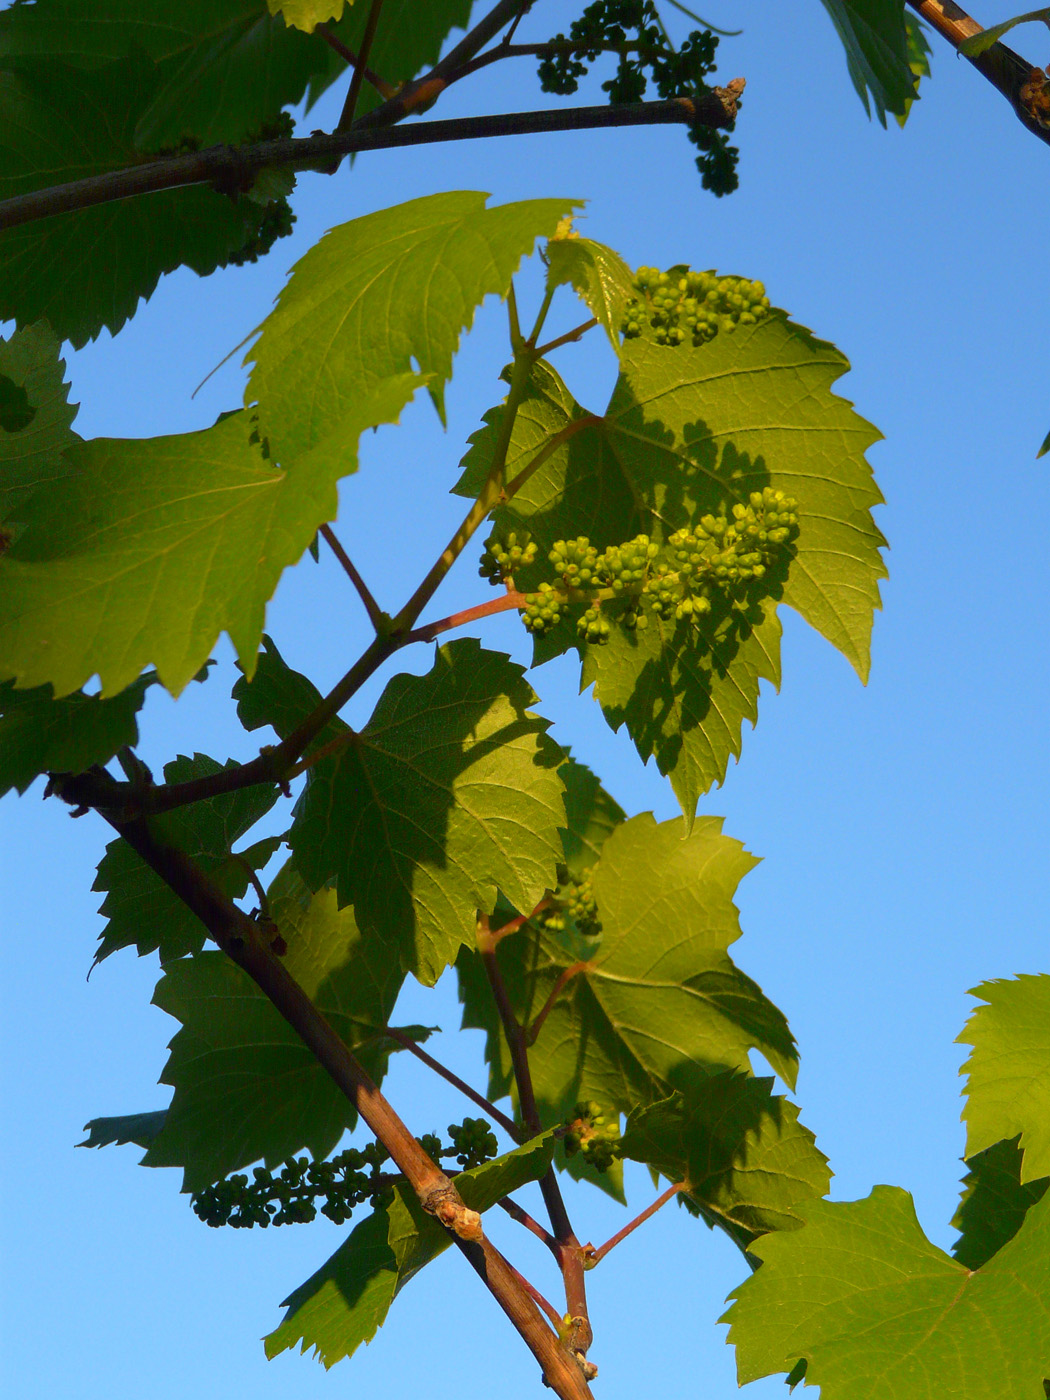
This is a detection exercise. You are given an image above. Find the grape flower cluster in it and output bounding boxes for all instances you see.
[622,266,771,347]
[562,1101,623,1174]
[192,1119,501,1230]
[517,487,800,644]
[539,866,602,941]
[536,0,739,194]
[478,530,538,586]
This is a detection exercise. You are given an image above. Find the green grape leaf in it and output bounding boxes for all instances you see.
[723,1186,1050,1397]
[459,812,797,1139]
[959,8,1050,57]
[307,0,474,118]
[953,1137,1050,1271]
[556,751,626,879]
[265,1132,556,1366]
[268,0,348,31]
[897,11,933,128]
[959,974,1050,1182]
[236,636,567,987]
[545,233,636,353]
[93,752,281,964]
[817,0,916,124]
[143,864,410,1191]
[0,673,153,799]
[79,1110,168,1151]
[0,385,412,697]
[461,315,884,817]
[0,0,329,149]
[0,54,297,347]
[0,322,79,522]
[246,191,580,466]
[619,1071,830,1250]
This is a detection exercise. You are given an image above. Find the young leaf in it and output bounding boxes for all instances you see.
[952,1137,1050,1271]
[0,674,153,798]
[93,753,281,964]
[245,190,581,466]
[265,1133,557,1366]
[817,0,916,125]
[460,813,798,1133]
[724,1187,1050,1397]
[0,0,328,149]
[619,1070,830,1250]
[0,55,294,346]
[0,388,412,697]
[463,308,884,818]
[545,233,637,353]
[0,321,79,522]
[79,1110,168,1152]
[143,865,410,1191]
[959,8,1050,58]
[237,636,568,986]
[959,974,1050,1182]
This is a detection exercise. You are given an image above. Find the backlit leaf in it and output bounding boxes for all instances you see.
[0,383,413,696]
[724,1186,1050,1398]
[959,974,1050,1182]
[268,0,348,31]
[236,637,567,986]
[143,864,409,1191]
[545,233,636,353]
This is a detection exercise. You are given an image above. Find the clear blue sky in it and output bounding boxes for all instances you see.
[4,3,1050,1397]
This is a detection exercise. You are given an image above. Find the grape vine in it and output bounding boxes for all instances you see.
[537,0,739,193]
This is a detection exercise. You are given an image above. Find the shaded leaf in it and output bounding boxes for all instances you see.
[959,973,1050,1182]
[724,1187,1050,1398]
[0,0,328,149]
[953,1136,1050,1271]
[556,751,625,879]
[0,54,295,346]
[459,812,797,1142]
[143,865,409,1191]
[0,384,412,696]
[0,321,79,521]
[236,636,567,986]
[818,0,915,124]
[79,1110,168,1151]
[620,1071,830,1250]
[93,753,280,964]
[0,673,153,798]
[246,191,580,467]
[545,233,636,353]
[897,11,932,127]
[265,1133,556,1366]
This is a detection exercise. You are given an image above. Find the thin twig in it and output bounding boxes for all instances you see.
[319,524,386,632]
[0,98,736,232]
[338,0,386,129]
[381,1026,522,1140]
[316,22,395,96]
[533,319,599,358]
[905,0,1050,150]
[504,1256,565,1330]
[585,1183,685,1266]
[401,590,527,646]
[527,963,586,1046]
[497,1195,560,1254]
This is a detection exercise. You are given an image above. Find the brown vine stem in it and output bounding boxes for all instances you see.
[527,962,587,1046]
[0,98,737,232]
[497,1196,560,1254]
[315,23,395,97]
[72,784,593,1400]
[905,0,1050,149]
[380,1026,523,1140]
[478,916,594,1366]
[337,0,386,130]
[318,524,386,632]
[584,1183,686,1267]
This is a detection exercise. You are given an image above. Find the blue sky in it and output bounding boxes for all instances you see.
[4,3,1050,1397]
